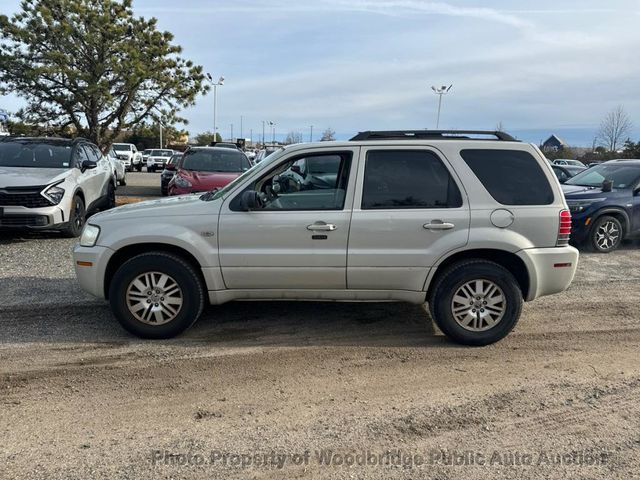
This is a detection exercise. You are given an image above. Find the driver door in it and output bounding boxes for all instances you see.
[218,148,359,289]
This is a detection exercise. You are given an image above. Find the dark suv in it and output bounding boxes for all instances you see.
[562,160,640,252]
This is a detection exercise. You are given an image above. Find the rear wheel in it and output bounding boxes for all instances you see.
[429,260,523,346]
[61,195,86,237]
[108,252,205,339]
[589,215,623,253]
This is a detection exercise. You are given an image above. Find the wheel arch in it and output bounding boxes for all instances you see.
[103,243,206,299]
[426,249,530,302]
[590,208,630,237]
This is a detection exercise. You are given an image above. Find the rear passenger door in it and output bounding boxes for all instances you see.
[347,147,470,291]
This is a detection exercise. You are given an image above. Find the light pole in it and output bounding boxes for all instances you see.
[206,73,224,140]
[309,125,313,142]
[268,121,276,145]
[230,123,233,140]
[431,84,452,129]
[240,115,243,140]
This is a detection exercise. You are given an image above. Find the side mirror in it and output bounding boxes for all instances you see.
[239,190,261,211]
[165,163,176,171]
[602,179,613,192]
[80,160,97,172]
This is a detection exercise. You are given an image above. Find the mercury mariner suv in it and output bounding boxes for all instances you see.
[74,130,579,345]
[0,137,116,236]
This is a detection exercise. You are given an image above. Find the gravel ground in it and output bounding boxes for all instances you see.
[1,212,639,478]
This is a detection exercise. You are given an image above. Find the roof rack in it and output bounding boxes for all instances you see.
[350,130,518,142]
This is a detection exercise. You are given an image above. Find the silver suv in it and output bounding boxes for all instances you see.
[74,130,579,345]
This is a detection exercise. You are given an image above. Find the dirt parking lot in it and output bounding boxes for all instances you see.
[1,189,639,478]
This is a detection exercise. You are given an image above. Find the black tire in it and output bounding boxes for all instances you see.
[61,195,86,237]
[428,260,523,346]
[120,176,126,186]
[105,182,116,210]
[108,252,205,339]
[588,215,623,253]
[136,164,142,172]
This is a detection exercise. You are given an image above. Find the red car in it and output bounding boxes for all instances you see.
[168,146,251,196]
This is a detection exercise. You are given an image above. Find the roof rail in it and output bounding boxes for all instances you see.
[350,130,518,142]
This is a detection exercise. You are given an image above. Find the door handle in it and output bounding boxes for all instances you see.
[307,222,337,231]
[423,221,455,231]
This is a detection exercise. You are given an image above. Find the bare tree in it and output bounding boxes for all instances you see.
[285,130,303,144]
[320,127,336,141]
[596,106,633,152]
[495,121,505,132]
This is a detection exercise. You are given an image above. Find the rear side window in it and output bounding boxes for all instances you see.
[362,150,462,209]
[460,149,554,205]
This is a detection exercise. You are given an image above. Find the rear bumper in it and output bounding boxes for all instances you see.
[73,244,114,299]
[517,246,579,301]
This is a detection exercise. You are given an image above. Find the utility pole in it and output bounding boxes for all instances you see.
[309,125,313,142]
[431,84,452,129]
[230,123,233,141]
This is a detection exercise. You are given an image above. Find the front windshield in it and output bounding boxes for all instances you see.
[566,164,640,189]
[202,147,286,201]
[0,142,72,168]
[143,149,152,155]
[113,144,130,151]
[181,149,250,173]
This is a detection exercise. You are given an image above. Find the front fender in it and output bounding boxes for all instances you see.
[95,218,219,268]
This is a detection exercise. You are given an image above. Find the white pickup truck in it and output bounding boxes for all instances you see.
[112,143,143,172]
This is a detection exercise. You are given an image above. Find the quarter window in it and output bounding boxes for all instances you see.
[460,149,554,205]
[361,150,462,209]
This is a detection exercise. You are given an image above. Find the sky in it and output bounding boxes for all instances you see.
[1,0,640,145]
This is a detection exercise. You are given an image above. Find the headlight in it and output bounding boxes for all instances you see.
[567,198,605,214]
[173,175,192,188]
[80,224,101,247]
[42,183,65,205]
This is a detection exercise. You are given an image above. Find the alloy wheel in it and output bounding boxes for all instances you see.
[125,272,183,325]
[451,279,506,332]
[595,221,620,251]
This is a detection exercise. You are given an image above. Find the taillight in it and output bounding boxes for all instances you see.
[557,209,571,246]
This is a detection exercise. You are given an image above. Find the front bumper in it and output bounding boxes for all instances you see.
[569,213,591,244]
[517,246,579,301]
[0,205,66,230]
[73,244,115,299]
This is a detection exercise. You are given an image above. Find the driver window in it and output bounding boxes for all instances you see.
[240,152,351,211]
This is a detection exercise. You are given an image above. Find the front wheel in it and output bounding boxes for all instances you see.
[61,195,86,237]
[136,164,142,172]
[589,215,623,253]
[105,182,116,210]
[108,252,205,339]
[429,260,523,346]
